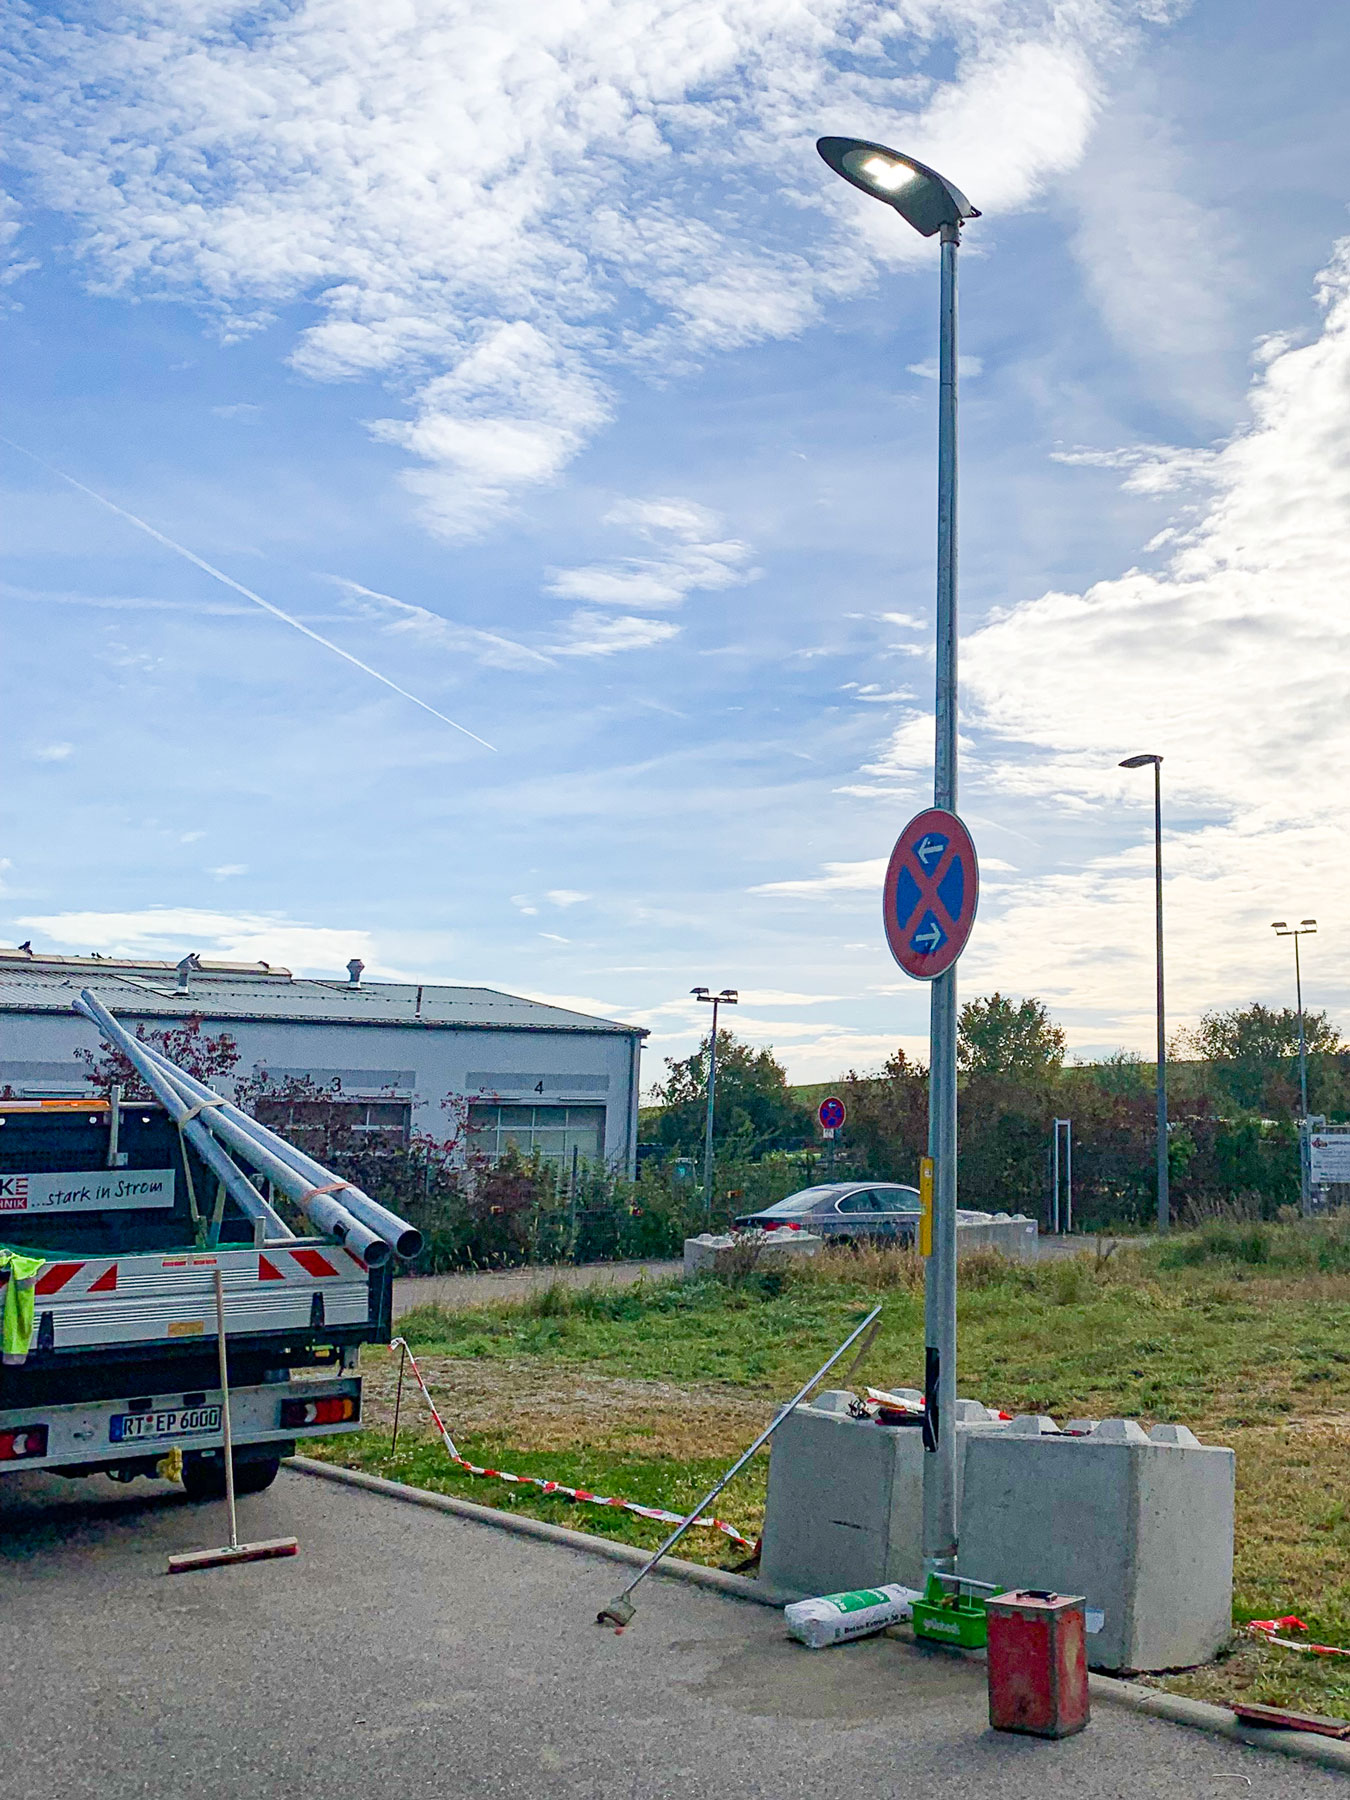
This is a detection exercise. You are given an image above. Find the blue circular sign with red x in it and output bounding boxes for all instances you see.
[883,806,979,980]
[818,1096,846,1132]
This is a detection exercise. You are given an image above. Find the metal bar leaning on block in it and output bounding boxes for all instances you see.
[596,1305,884,1628]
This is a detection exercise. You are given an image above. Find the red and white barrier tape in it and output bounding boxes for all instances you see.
[386,1337,755,1549]
[1247,1616,1350,1658]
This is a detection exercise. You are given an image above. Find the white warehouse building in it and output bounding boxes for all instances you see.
[0,951,646,1174]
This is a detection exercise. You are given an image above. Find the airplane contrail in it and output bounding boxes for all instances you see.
[1,438,496,751]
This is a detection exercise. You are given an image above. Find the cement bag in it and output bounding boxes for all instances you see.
[784,1584,921,1649]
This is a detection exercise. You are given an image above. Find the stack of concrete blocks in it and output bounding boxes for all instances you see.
[957,1416,1235,1672]
[955,1210,1038,1261]
[682,1231,823,1278]
[760,1389,1008,1597]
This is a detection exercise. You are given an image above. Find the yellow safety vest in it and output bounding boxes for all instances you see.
[0,1250,45,1367]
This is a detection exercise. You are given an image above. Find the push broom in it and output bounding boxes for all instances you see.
[596,1304,882,1627]
[168,1268,299,1574]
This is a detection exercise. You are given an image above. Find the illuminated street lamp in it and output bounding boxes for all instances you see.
[817,136,978,1581]
[692,987,738,1220]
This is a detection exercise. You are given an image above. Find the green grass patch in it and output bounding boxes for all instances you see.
[310,1428,765,1567]
[370,1225,1350,1716]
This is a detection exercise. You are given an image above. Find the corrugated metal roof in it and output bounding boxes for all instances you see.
[0,959,644,1037]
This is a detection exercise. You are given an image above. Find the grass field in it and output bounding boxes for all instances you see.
[314,1219,1350,1720]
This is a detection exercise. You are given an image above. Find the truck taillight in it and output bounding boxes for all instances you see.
[279,1395,357,1428]
[0,1424,48,1461]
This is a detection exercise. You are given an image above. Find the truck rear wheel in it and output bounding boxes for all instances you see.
[181,1451,282,1501]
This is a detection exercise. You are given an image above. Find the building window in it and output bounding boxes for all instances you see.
[467,1104,606,1165]
[255,1098,412,1146]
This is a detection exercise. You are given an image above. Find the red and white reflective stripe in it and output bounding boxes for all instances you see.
[35,1260,118,1297]
[387,1338,754,1551]
[1247,1617,1350,1658]
[258,1249,356,1282]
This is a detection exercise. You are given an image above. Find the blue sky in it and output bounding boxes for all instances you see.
[4,0,1350,1084]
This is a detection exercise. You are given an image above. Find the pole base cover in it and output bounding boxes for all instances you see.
[986,1590,1090,1738]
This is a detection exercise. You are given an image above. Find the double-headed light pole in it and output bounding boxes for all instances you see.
[1119,753,1169,1232]
[818,136,978,1578]
[1271,919,1317,1215]
[692,986,737,1219]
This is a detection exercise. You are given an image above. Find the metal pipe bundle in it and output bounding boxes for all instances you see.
[72,991,293,1243]
[73,991,411,1266]
[134,1040,422,1260]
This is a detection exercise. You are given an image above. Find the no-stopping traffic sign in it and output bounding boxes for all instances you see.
[818,1096,846,1132]
[882,806,979,980]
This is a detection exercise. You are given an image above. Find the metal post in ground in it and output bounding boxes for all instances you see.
[692,986,737,1224]
[1273,920,1317,1217]
[1119,755,1169,1231]
[921,218,961,1582]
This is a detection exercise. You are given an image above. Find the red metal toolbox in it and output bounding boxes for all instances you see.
[986,1590,1090,1739]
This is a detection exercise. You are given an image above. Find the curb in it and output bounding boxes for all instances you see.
[287,1458,1350,1773]
[285,1456,806,1609]
[1088,1673,1350,1775]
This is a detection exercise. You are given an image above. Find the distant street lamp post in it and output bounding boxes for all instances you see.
[817,136,979,1581]
[1272,920,1317,1216]
[1120,753,1169,1233]
[692,987,738,1221]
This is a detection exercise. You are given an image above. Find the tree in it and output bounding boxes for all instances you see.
[648,1030,813,1156]
[76,1016,241,1099]
[1189,1002,1344,1114]
[957,994,1066,1081]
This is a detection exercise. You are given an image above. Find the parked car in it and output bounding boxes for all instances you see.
[734,1181,921,1245]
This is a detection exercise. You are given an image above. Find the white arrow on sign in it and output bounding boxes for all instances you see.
[914,835,946,869]
[912,920,943,952]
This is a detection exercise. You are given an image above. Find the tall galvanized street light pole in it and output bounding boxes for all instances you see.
[692,987,737,1221]
[817,137,978,1578]
[1272,920,1317,1215]
[1120,754,1168,1232]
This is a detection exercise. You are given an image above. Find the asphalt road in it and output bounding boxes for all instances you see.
[0,1466,1336,1799]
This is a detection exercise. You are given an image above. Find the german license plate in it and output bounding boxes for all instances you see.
[109,1405,221,1444]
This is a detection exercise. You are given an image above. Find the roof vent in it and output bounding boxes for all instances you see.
[346,957,365,988]
[176,952,202,994]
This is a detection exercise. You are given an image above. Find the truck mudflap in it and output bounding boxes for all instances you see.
[28,1243,371,1354]
[0,1377,361,1475]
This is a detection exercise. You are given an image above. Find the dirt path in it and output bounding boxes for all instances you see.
[361,1343,769,1460]
[393,1258,682,1316]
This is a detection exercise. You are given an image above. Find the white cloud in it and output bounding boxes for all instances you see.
[545,890,589,908]
[207,864,248,880]
[15,908,390,978]
[5,3,1168,536]
[907,355,984,380]
[737,990,845,1006]
[333,577,552,671]
[961,238,1350,1038]
[1051,442,1222,496]
[28,741,73,762]
[546,496,755,611]
[552,612,680,658]
[751,858,887,898]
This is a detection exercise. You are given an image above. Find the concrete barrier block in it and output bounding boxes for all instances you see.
[760,1398,1008,1596]
[955,1212,1039,1261]
[682,1231,823,1278]
[958,1423,1235,1673]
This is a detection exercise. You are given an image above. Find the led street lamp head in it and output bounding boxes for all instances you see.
[816,137,978,236]
[1119,753,1162,768]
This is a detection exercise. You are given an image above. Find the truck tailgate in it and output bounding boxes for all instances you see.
[31,1243,371,1352]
